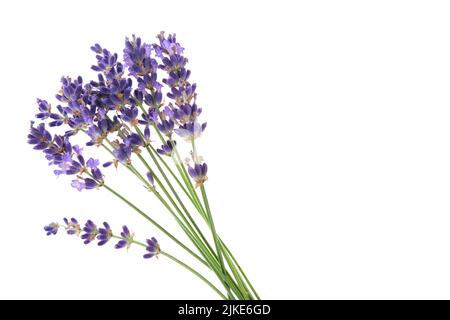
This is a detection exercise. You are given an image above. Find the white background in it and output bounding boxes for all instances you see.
[0,0,450,299]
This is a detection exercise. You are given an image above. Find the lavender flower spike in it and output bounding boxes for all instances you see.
[44,219,161,263]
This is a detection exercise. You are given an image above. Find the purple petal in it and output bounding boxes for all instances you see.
[146,172,154,185]
[115,240,127,249]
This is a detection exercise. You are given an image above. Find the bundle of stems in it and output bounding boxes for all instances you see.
[104,121,258,300]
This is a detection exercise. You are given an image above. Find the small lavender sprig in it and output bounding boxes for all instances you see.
[44,218,157,255]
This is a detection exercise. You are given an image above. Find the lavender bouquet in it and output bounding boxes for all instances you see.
[28,32,258,300]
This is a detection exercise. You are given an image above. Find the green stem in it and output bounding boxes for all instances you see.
[200,185,231,298]
[149,144,192,202]
[136,147,216,259]
[160,251,227,300]
[111,236,227,299]
[221,241,260,299]
[150,123,205,215]
[190,137,256,299]
[101,183,207,267]
[221,243,251,299]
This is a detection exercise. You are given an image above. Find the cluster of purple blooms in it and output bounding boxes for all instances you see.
[28,32,208,192]
[44,219,159,259]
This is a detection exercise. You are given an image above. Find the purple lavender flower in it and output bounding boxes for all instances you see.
[63,217,81,235]
[139,108,159,125]
[81,220,98,244]
[143,91,163,108]
[173,103,202,124]
[167,84,196,103]
[97,222,112,246]
[146,172,155,186]
[27,122,52,150]
[47,105,68,127]
[44,222,59,236]
[125,133,143,148]
[87,158,100,169]
[157,119,174,136]
[91,45,124,82]
[152,32,206,149]
[157,140,176,156]
[155,32,184,57]
[188,163,208,187]
[143,237,160,259]
[113,143,132,164]
[53,149,84,177]
[29,125,97,182]
[115,225,134,250]
[36,99,52,120]
[163,105,175,120]
[121,106,139,125]
[123,35,158,77]
[174,122,207,141]
[144,125,151,143]
[71,178,98,191]
[159,50,188,73]
[86,119,109,146]
[90,43,102,54]
[43,134,70,160]
[91,168,103,181]
[101,78,133,107]
[164,67,191,88]
[87,158,104,183]
[54,76,96,129]
[55,76,84,105]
